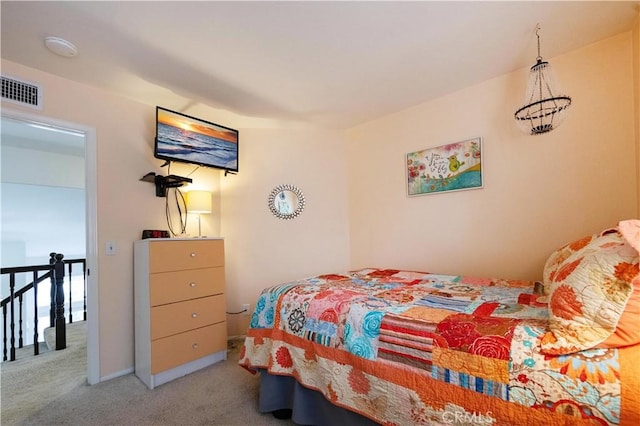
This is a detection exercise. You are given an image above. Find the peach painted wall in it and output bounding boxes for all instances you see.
[221,128,350,337]
[0,60,350,378]
[1,28,636,381]
[2,61,156,377]
[634,12,640,215]
[1,60,225,377]
[346,32,637,281]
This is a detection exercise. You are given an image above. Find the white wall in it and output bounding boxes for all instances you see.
[1,182,85,262]
[1,146,85,189]
[347,32,638,281]
[1,142,86,265]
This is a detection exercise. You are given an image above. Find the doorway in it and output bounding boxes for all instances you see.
[0,108,99,384]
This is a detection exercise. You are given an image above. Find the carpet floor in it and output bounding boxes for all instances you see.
[1,323,295,425]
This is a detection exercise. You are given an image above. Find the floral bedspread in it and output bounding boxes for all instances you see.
[239,268,640,425]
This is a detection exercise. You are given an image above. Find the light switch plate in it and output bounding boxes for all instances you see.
[106,241,116,255]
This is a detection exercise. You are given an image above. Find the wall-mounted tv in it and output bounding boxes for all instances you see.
[154,106,239,173]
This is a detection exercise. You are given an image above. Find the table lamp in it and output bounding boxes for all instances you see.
[186,190,212,238]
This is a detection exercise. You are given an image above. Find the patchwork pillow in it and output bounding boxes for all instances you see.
[542,234,597,296]
[540,220,640,355]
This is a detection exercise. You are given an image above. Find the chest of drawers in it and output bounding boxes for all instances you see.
[134,238,226,389]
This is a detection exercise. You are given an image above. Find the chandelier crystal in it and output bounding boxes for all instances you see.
[514,25,571,135]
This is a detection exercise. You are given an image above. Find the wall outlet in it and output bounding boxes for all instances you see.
[241,304,250,316]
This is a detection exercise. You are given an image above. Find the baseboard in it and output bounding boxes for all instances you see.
[145,350,227,389]
[99,339,245,385]
[228,334,247,341]
[100,367,134,383]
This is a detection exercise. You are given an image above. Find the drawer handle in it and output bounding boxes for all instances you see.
[192,343,199,349]
[191,313,198,318]
[190,252,197,257]
[189,282,196,288]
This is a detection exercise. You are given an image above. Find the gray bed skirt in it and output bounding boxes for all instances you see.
[258,370,380,426]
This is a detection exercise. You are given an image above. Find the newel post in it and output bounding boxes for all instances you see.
[53,253,66,350]
[49,252,56,328]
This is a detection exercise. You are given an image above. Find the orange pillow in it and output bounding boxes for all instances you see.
[597,276,640,348]
[599,220,640,348]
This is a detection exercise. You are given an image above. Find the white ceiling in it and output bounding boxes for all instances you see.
[1,1,638,129]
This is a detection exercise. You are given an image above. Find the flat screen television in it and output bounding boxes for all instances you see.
[154,106,239,173]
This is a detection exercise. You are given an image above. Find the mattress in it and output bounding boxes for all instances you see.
[239,268,640,425]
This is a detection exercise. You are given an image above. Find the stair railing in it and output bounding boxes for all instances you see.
[1,253,86,362]
[51,253,66,350]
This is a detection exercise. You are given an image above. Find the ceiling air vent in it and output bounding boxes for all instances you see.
[1,75,43,110]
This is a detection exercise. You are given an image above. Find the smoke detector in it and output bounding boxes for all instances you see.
[44,36,78,58]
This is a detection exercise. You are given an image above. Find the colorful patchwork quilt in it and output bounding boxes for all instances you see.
[238,268,640,425]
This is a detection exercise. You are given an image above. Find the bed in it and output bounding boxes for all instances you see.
[239,221,640,425]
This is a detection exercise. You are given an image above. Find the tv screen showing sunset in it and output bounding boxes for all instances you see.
[156,107,238,171]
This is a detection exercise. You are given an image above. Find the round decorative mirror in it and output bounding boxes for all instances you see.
[268,184,305,220]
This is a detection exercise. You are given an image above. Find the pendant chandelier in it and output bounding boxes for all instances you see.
[514,25,571,135]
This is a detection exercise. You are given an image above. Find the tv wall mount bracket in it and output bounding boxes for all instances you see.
[140,172,192,197]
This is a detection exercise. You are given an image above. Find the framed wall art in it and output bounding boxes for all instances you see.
[406,137,483,196]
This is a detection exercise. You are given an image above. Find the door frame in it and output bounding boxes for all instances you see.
[1,107,100,384]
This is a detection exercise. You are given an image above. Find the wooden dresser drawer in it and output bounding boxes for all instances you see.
[149,239,224,273]
[150,295,226,340]
[149,267,224,306]
[151,323,227,374]
[135,238,227,389]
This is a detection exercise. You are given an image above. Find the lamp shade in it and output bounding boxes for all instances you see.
[186,191,212,214]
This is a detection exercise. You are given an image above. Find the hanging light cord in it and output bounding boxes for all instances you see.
[535,24,542,62]
[164,163,188,236]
